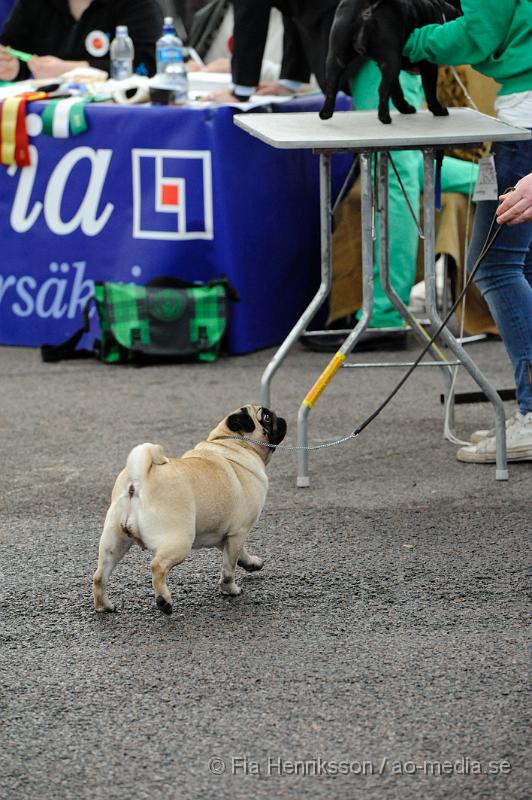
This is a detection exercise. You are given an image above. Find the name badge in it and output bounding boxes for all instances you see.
[473,155,498,201]
[85,30,110,58]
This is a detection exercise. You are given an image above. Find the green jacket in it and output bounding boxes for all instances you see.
[403,0,532,95]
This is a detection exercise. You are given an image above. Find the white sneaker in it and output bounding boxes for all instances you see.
[457,411,532,463]
[470,410,523,444]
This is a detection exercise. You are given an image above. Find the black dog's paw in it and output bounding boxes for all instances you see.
[399,103,417,115]
[156,596,173,615]
[431,105,449,117]
[378,113,392,124]
[319,106,334,120]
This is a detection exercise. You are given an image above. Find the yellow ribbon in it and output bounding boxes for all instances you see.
[1,97,21,165]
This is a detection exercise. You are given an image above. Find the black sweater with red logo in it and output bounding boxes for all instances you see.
[0,0,163,78]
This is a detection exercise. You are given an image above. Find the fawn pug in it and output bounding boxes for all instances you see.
[92,405,287,615]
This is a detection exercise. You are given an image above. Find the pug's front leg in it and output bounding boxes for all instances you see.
[219,535,244,596]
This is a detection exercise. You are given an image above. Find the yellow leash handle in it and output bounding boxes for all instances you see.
[303,352,346,408]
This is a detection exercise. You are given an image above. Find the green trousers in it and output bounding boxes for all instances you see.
[350,61,478,328]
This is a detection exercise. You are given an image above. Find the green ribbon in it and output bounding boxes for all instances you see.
[41,97,89,137]
[41,99,59,137]
[69,100,88,135]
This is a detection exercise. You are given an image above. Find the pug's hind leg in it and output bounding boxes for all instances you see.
[151,539,192,615]
[92,517,132,612]
[237,546,264,573]
[219,535,244,596]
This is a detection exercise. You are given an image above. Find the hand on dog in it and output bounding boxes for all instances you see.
[320,0,460,124]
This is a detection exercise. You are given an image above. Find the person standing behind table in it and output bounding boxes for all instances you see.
[211,0,341,103]
[0,0,163,81]
[403,0,532,464]
[308,59,480,353]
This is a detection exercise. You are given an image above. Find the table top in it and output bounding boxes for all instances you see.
[234,108,531,151]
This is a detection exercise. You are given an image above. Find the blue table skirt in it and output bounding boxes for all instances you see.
[0,94,352,353]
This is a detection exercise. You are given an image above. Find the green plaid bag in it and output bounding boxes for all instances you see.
[41,276,239,365]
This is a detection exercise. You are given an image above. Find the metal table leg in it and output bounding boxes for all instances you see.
[376,152,457,432]
[260,153,333,408]
[296,151,375,487]
[422,150,508,480]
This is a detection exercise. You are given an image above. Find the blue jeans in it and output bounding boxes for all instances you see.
[468,135,532,415]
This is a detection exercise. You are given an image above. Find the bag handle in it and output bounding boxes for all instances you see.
[40,297,95,362]
[147,274,240,302]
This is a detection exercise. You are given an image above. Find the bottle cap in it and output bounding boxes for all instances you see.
[116,25,128,35]
[163,17,174,26]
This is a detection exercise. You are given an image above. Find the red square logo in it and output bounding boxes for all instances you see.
[161,183,179,207]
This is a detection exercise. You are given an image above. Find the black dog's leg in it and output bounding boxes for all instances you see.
[419,60,448,116]
[390,77,417,115]
[376,52,403,124]
[319,1,358,120]
[320,52,350,120]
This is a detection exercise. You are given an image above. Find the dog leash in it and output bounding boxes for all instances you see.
[223,205,510,451]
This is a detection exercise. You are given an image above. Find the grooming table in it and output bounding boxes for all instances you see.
[234,109,531,485]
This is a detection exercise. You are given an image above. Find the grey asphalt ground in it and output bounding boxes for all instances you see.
[0,337,530,800]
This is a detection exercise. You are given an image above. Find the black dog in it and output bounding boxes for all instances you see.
[320,0,461,124]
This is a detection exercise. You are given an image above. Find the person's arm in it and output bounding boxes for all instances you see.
[497,173,532,225]
[403,0,516,66]
[0,0,34,80]
[28,55,89,79]
[0,0,86,81]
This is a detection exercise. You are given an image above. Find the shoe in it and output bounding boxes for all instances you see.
[457,411,532,463]
[300,326,409,353]
[469,409,522,444]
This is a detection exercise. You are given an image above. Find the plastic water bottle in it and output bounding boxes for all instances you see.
[110,25,134,80]
[156,17,188,103]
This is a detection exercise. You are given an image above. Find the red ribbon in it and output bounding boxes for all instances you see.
[0,91,47,167]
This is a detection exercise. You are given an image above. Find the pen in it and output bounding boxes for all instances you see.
[4,46,33,63]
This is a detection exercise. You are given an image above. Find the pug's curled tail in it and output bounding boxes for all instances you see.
[119,443,168,543]
[125,443,169,498]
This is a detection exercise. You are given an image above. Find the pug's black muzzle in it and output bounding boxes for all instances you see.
[261,407,287,448]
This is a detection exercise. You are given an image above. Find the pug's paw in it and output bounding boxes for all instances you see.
[239,555,264,572]
[219,580,242,597]
[95,602,117,613]
[156,595,173,615]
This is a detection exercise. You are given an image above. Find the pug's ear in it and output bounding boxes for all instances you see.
[273,417,287,445]
[227,408,255,433]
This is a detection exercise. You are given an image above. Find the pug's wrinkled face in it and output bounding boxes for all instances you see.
[225,404,287,454]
